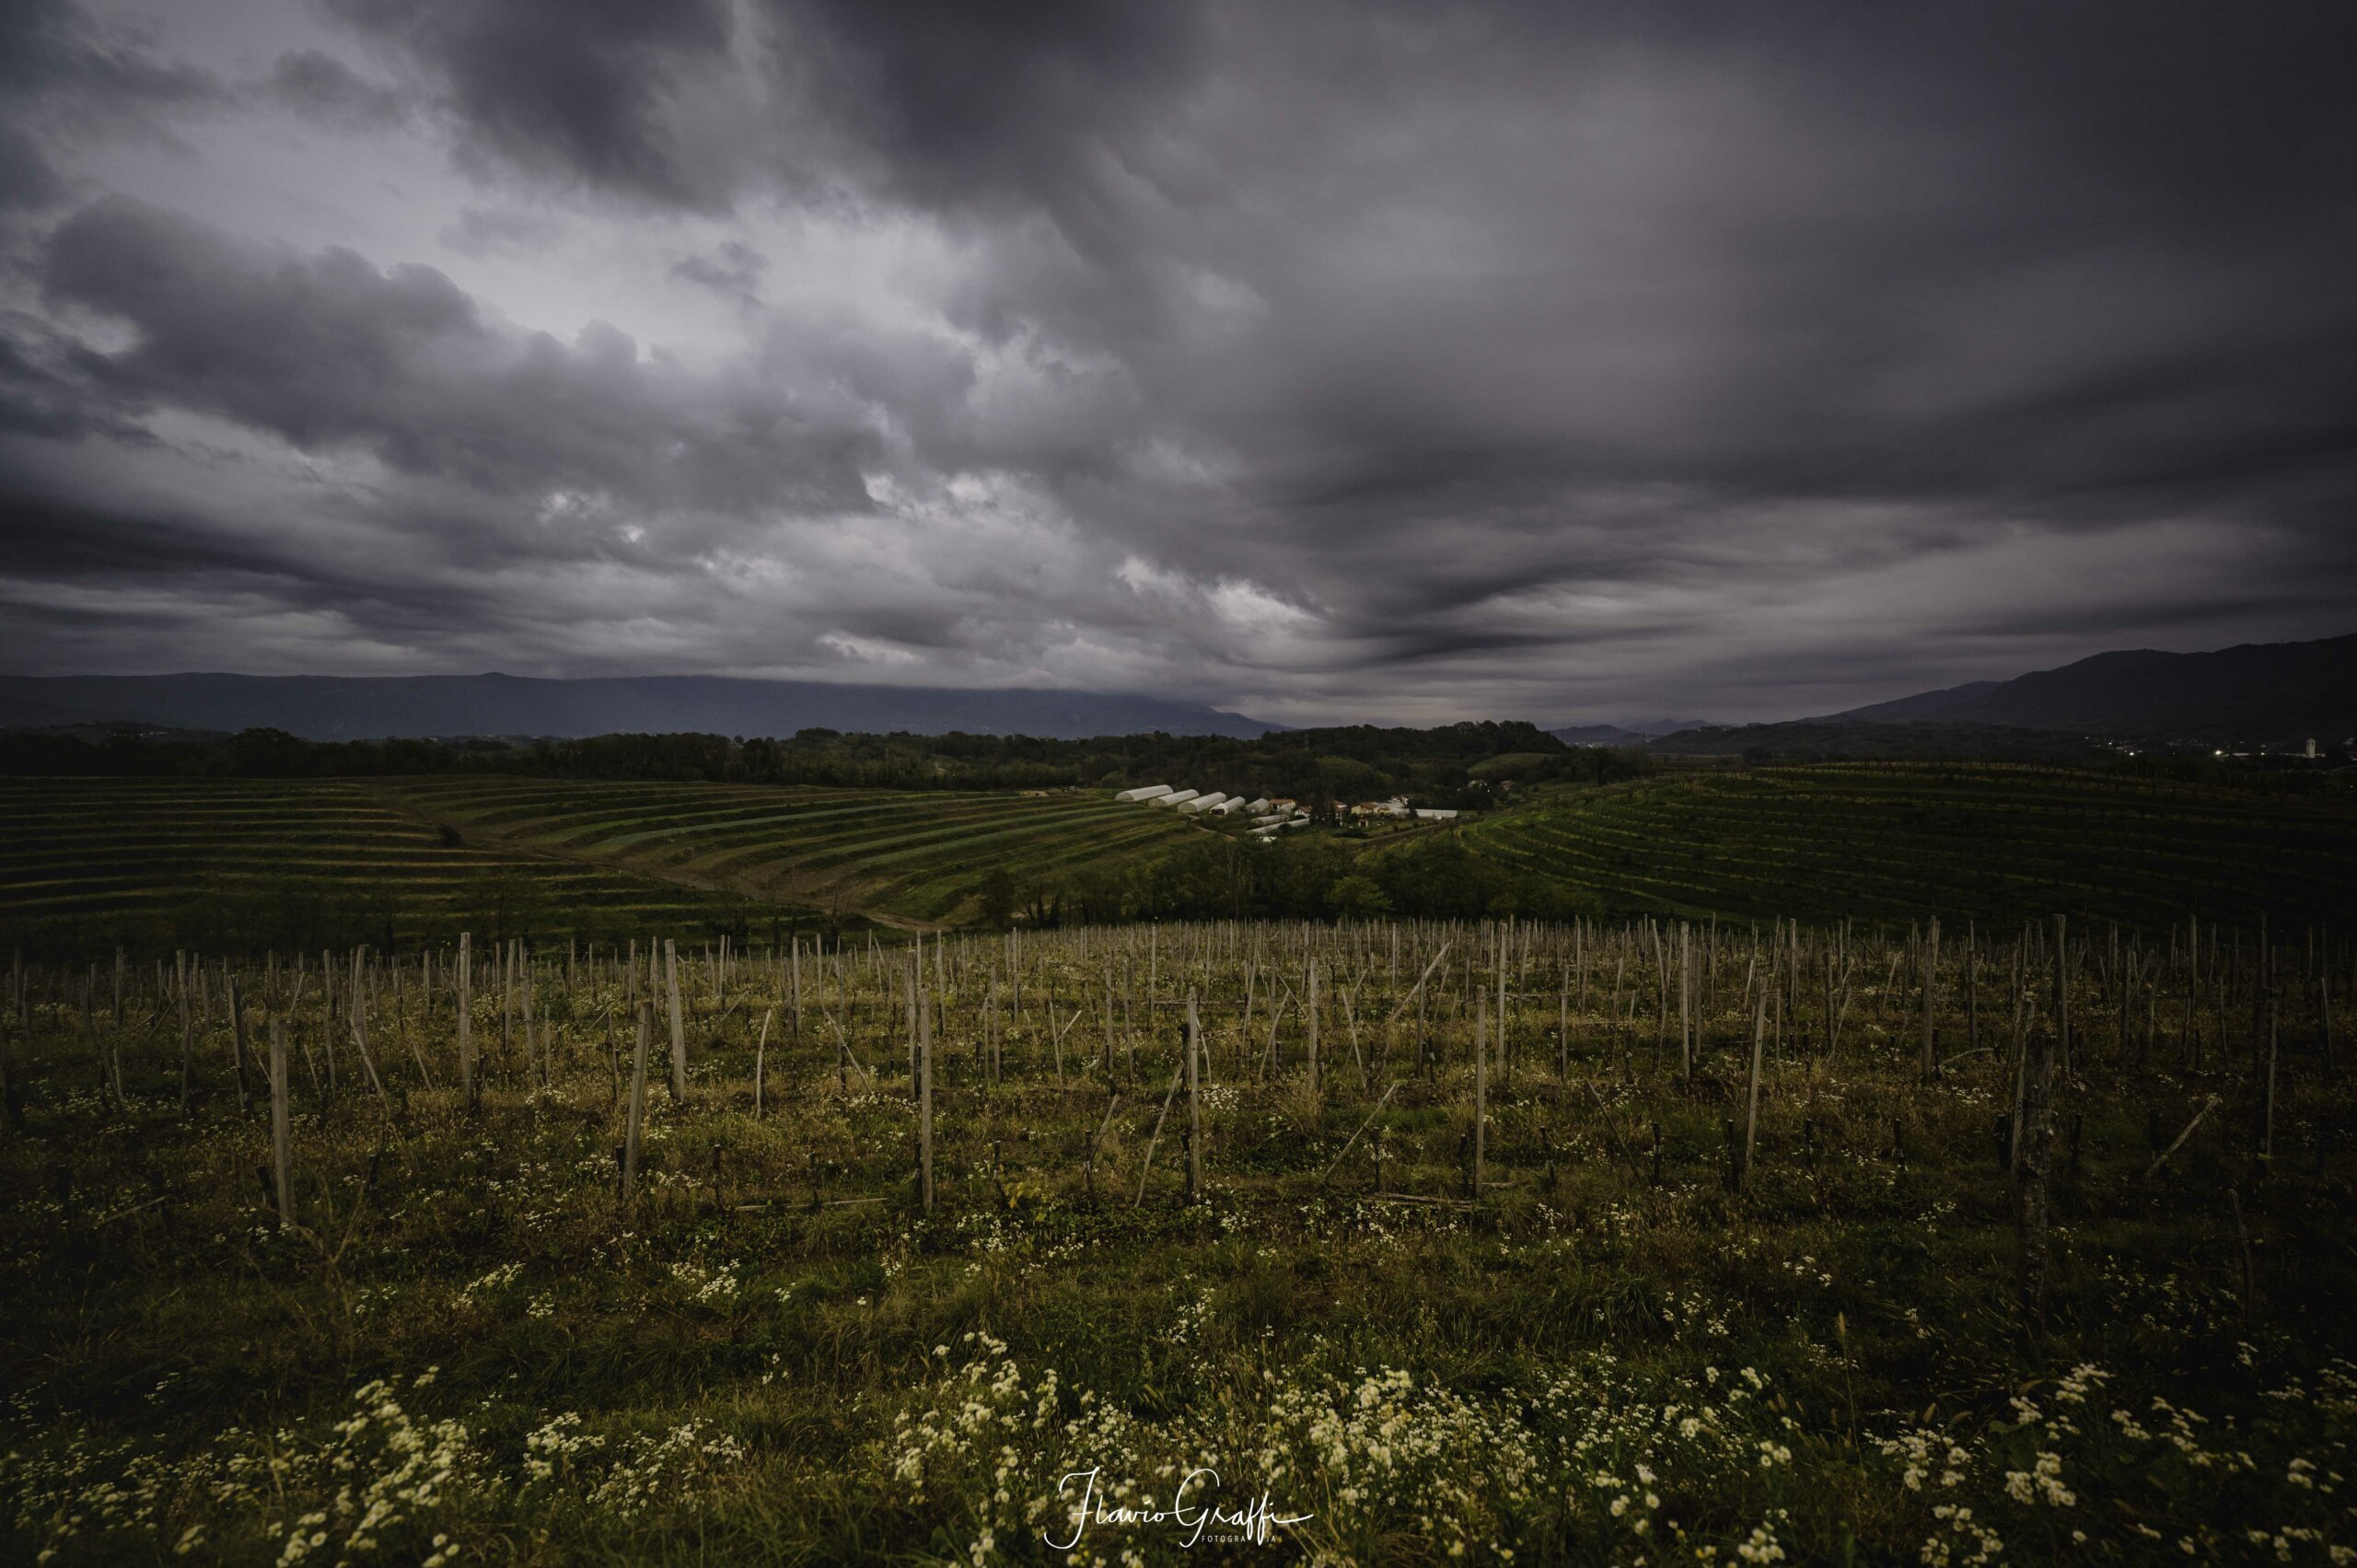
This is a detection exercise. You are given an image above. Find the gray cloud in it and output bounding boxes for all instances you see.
[323,0,746,207]
[36,196,881,511]
[671,238,764,302]
[2,0,2354,720]
[0,0,226,139]
[262,48,406,129]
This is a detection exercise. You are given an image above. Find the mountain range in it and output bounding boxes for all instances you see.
[1822,633,2356,738]
[0,673,1277,742]
[1643,632,2356,756]
[6,633,2349,749]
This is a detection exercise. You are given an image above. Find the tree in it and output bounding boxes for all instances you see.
[1327,874,1392,920]
[979,866,1017,929]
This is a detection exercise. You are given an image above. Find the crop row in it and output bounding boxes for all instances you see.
[0,778,768,950]
[1466,764,2357,925]
[383,776,1197,923]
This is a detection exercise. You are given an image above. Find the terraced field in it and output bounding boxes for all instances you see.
[380,776,1197,926]
[1465,762,2357,927]
[0,776,759,956]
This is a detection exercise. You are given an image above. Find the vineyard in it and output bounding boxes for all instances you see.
[1465,763,2357,927]
[0,777,758,957]
[0,777,1202,955]
[0,914,2348,1562]
[9,766,2355,960]
[382,776,1194,928]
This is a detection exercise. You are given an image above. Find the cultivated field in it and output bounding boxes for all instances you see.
[0,776,1204,955]
[1467,763,2357,927]
[0,916,2347,1563]
[381,776,1196,928]
[0,777,761,957]
[11,765,2351,961]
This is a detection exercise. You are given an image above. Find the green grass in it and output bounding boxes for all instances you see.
[0,918,2345,1562]
[1466,762,2357,926]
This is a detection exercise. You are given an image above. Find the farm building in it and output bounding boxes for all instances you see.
[1413,807,1460,820]
[1115,784,1174,802]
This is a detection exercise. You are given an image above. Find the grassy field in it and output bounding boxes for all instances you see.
[0,917,2347,1563]
[1466,763,2357,927]
[377,776,1197,926]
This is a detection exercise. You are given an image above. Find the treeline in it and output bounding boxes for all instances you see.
[1,720,1648,805]
[991,830,1598,929]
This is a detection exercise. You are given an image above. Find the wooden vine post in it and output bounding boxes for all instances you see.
[268,1016,292,1225]
[1740,990,1766,1189]
[1921,917,1940,1083]
[2016,1010,2059,1324]
[621,1002,651,1202]
[1306,958,1320,1104]
[1473,980,1488,1198]
[1185,993,1203,1202]
[666,938,686,1101]
[918,982,935,1214]
[459,932,476,1112]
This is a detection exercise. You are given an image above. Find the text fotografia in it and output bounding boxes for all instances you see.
[1043,1467,1313,1551]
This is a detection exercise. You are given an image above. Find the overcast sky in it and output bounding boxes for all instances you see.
[2,0,2352,726]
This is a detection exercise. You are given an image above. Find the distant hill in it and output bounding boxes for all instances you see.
[1644,720,2113,762]
[1551,717,1716,747]
[1826,633,2357,742]
[0,673,1278,742]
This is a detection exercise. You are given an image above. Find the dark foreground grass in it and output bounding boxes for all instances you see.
[0,919,2350,1564]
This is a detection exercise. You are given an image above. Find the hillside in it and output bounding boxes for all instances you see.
[383,776,1195,929]
[1464,762,2357,927]
[1643,720,2114,762]
[0,774,1203,953]
[1826,632,2357,741]
[10,761,2352,952]
[0,775,770,956]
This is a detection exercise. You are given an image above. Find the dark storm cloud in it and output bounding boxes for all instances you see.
[322,0,743,207]
[769,0,1204,210]
[0,123,65,208]
[0,0,226,134]
[35,196,881,512]
[4,0,2355,716]
[0,484,311,580]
